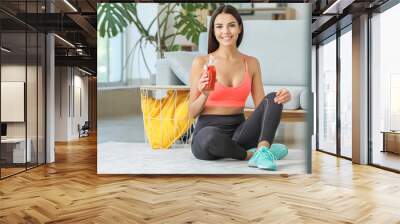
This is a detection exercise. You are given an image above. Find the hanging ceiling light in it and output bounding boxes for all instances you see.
[63,0,78,12]
[1,47,11,53]
[323,0,354,15]
[78,67,93,76]
[54,34,75,48]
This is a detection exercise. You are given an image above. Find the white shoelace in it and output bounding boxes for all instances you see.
[261,148,277,162]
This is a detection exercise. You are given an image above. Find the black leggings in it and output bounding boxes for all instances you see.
[191,92,283,160]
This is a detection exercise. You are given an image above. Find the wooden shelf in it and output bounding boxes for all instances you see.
[244,108,306,122]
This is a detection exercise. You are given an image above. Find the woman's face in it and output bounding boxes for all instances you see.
[213,13,241,47]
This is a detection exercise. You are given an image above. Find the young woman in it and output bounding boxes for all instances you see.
[189,5,291,171]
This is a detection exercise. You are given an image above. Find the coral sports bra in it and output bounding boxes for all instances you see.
[205,55,252,108]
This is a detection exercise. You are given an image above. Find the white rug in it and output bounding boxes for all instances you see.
[98,142,307,174]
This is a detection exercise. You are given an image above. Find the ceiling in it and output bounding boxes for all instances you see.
[311,0,390,43]
[0,0,99,74]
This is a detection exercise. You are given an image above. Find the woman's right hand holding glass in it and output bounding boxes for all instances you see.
[198,66,210,96]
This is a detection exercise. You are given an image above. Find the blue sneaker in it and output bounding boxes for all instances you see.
[247,148,260,167]
[269,144,288,160]
[248,143,288,160]
[255,147,277,171]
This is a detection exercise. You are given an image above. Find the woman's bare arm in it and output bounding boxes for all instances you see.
[189,56,209,118]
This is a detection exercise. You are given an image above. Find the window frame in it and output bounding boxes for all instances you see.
[97,34,125,88]
[315,24,353,161]
[368,0,400,173]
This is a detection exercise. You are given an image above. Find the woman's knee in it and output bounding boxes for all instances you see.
[263,92,283,109]
[195,126,220,145]
[264,92,276,101]
[191,127,221,160]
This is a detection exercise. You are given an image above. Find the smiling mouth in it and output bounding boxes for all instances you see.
[221,36,232,40]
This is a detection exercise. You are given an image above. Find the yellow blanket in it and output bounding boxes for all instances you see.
[140,90,194,149]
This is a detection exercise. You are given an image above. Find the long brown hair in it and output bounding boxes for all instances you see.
[208,5,244,54]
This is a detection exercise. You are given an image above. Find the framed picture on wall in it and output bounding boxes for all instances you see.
[229,3,254,15]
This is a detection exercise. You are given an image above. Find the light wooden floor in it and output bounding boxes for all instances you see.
[1,135,400,223]
[1,167,26,177]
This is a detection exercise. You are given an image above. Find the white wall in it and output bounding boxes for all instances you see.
[171,3,307,47]
[1,65,26,81]
[78,75,89,123]
[55,67,68,141]
[72,74,89,138]
[1,63,46,163]
[1,82,25,122]
[1,65,25,127]
[55,67,89,141]
[1,65,33,138]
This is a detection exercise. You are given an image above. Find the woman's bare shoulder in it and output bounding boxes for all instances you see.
[242,54,260,75]
[192,55,208,68]
[244,55,260,66]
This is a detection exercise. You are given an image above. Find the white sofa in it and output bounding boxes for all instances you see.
[155,20,311,110]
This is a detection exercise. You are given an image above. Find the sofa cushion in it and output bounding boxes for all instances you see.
[164,51,201,85]
[245,85,306,110]
[155,59,184,86]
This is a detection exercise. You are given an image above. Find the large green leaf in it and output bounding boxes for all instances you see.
[180,3,209,12]
[172,3,218,46]
[173,8,207,46]
[97,3,137,38]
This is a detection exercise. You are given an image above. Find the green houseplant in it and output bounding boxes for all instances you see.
[97,3,218,57]
[97,3,218,77]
